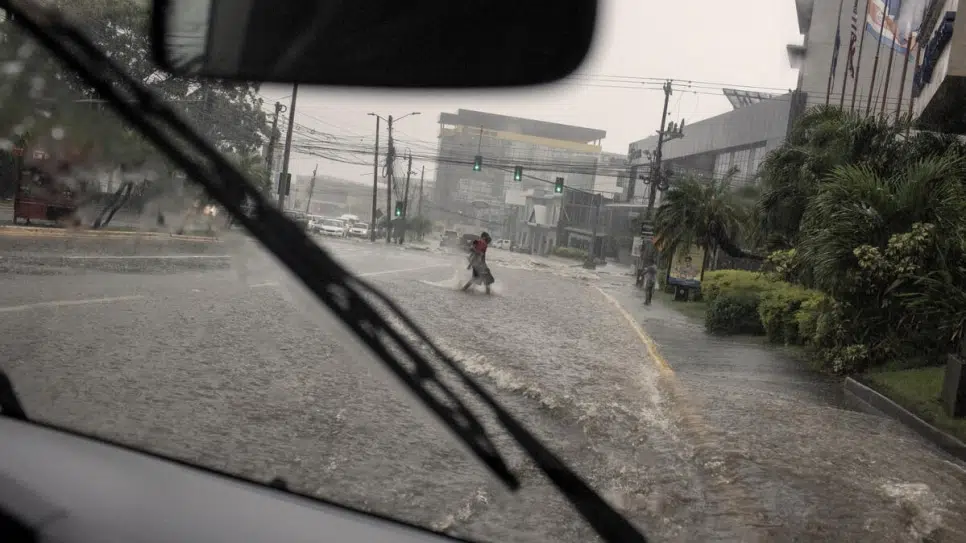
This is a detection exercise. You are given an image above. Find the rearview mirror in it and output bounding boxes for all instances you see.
[150,0,598,87]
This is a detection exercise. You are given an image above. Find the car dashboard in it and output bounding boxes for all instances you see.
[0,417,466,543]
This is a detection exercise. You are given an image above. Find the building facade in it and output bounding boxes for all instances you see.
[911,0,964,132]
[792,0,921,120]
[432,109,606,238]
[627,89,795,208]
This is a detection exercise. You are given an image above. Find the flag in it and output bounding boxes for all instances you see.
[847,0,861,77]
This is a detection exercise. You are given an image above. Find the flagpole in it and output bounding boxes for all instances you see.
[865,0,889,115]
[879,25,898,117]
[827,0,848,106]
[850,0,871,112]
[894,31,913,119]
[907,41,923,136]
[840,0,862,108]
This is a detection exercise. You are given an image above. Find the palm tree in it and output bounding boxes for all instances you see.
[755,106,904,250]
[653,169,757,280]
[798,154,966,298]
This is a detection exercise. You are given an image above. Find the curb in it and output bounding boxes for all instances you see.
[844,377,966,462]
[0,226,220,243]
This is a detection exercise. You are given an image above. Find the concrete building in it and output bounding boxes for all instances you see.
[627,89,796,208]
[911,0,963,132]
[288,175,380,220]
[592,152,630,198]
[432,109,606,238]
[792,0,921,119]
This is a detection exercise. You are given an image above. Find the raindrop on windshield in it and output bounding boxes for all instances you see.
[2,61,24,76]
[51,127,65,140]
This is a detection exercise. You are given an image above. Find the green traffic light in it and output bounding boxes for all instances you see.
[513,166,522,181]
[473,154,482,171]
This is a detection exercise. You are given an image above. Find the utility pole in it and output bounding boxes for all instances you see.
[369,115,380,242]
[417,165,425,218]
[385,114,395,243]
[647,80,673,216]
[278,83,298,210]
[304,164,317,215]
[265,102,285,182]
[399,153,413,244]
[583,192,601,270]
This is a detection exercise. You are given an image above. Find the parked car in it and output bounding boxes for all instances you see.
[348,223,369,238]
[317,218,348,237]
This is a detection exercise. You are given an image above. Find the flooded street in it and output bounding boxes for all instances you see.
[3,235,966,542]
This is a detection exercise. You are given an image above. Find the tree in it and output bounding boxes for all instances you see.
[407,215,433,240]
[227,151,271,196]
[654,169,759,279]
[755,105,966,251]
[0,0,268,163]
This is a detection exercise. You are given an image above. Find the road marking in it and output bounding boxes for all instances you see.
[358,264,450,277]
[59,255,231,260]
[0,295,146,314]
[594,286,673,375]
[247,264,450,289]
[249,281,279,288]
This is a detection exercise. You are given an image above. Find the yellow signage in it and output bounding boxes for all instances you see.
[445,125,601,153]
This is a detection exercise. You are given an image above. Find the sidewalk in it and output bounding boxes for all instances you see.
[596,282,966,540]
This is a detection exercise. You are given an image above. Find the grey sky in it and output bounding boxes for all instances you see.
[258,0,803,184]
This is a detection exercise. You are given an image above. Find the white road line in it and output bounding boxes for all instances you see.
[0,295,146,314]
[247,264,450,288]
[357,264,450,277]
[59,255,231,260]
[249,281,279,288]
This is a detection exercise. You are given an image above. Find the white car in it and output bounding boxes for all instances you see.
[348,224,369,238]
[317,218,347,237]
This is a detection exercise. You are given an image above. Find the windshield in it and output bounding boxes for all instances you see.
[3,1,966,542]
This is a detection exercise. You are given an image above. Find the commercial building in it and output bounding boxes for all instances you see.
[791,0,920,120]
[432,109,606,238]
[911,0,963,132]
[627,89,795,209]
[288,175,378,220]
[592,152,630,198]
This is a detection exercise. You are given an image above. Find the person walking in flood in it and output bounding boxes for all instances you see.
[462,231,495,294]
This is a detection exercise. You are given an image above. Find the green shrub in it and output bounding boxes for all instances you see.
[701,269,775,304]
[793,293,828,345]
[553,246,587,260]
[758,284,824,345]
[705,293,765,336]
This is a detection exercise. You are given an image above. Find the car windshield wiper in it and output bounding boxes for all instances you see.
[5,2,648,541]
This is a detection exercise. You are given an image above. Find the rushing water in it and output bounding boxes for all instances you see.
[3,239,966,542]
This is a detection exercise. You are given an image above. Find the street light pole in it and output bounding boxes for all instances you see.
[367,113,380,242]
[385,115,394,243]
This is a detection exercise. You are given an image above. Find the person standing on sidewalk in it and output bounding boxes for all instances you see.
[643,263,658,305]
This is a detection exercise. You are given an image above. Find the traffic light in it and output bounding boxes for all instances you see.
[554,177,564,193]
[472,155,482,171]
[394,201,404,217]
[513,166,523,181]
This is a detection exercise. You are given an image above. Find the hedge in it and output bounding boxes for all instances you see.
[702,270,825,345]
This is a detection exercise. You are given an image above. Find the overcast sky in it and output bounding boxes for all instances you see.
[258,0,803,185]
